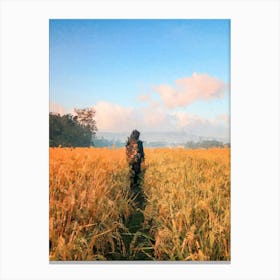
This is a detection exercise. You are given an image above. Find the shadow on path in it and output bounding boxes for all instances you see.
[122,169,155,260]
[105,169,155,260]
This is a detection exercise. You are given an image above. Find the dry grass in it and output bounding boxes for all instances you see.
[142,148,230,261]
[49,147,230,261]
[49,147,133,260]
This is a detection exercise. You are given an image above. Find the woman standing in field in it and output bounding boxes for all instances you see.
[125,130,145,199]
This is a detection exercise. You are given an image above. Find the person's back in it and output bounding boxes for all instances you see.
[126,130,145,195]
[126,130,144,165]
[136,139,144,163]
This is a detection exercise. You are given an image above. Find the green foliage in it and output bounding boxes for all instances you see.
[185,140,224,149]
[93,137,124,148]
[49,112,97,147]
[74,108,97,134]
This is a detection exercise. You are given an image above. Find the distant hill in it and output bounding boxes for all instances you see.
[93,131,230,148]
[97,131,228,144]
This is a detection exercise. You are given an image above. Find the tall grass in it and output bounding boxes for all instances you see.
[49,148,133,260]
[49,147,230,261]
[142,148,230,260]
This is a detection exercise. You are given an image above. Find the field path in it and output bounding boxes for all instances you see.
[120,175,155,261]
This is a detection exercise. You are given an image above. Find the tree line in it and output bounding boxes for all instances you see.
[184,140,230,149]
[49,108,97,147]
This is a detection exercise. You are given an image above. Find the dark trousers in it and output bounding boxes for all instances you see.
[129,162,146,208]
[129,162,141,190]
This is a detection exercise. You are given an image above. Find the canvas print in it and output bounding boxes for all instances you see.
[49,19,230,261]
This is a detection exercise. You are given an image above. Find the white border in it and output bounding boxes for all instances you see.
[0,0,279,279]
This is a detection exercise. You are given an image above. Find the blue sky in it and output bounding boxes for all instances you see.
[50,19,230,140]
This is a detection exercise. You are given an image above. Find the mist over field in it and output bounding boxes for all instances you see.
[96,131,230,146]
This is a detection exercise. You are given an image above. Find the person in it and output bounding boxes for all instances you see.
[125,130,145,196]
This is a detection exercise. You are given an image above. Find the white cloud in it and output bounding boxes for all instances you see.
[136,92,161,109]
[137,93,150,102]
[212,113,230,125]
[142,107,167,126]
[175,112,206,128]
[153,72,226,108]
[94,101,176,133]
[94,101,138,132]
[174,111,230,140]
[49,100,229,140]
[94,100,229,140]
[49,101,67,115]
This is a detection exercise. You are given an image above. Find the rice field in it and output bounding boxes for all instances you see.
[49,147,230,261]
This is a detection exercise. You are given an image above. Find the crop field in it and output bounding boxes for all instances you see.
[49,147,230,261]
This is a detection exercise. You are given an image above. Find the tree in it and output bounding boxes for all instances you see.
[49,112,96,147]
[74,107,97,136]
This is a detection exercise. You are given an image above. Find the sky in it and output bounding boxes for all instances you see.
[49,19,230,141]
